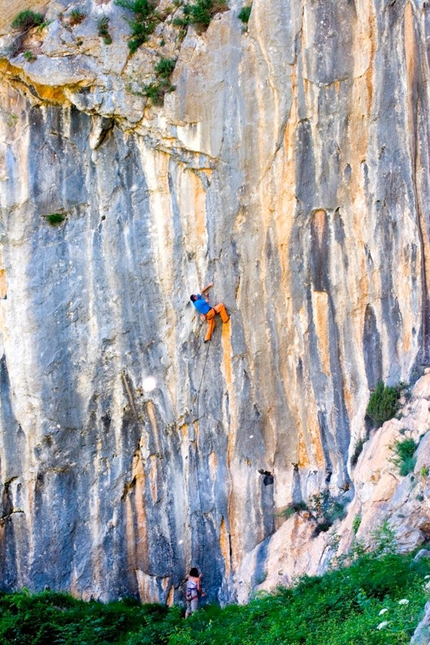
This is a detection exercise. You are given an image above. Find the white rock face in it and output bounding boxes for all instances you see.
[239,374,430,602]
[0,0,429,604]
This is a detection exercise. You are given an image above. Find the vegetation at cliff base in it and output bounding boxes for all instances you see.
[0,550,429,644]
[366,381,401,427]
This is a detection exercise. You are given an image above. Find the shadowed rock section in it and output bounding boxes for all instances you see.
[0,0,429,604]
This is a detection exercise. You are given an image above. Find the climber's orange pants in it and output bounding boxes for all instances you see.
[204,304,229,341]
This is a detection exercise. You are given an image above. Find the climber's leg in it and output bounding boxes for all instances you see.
[204,308,216,342]
[213,303,229,323]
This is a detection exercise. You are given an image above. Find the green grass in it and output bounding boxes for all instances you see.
[11,10,44,30]
[0,551,428,644]
[367,382,401,427]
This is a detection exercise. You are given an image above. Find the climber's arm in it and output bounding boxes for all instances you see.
[200,282,213,297]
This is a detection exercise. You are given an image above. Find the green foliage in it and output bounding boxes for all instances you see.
[351,437,366,467]
[175,0,228,31]
[155,57,176,78]
[420,466,429,477]
[23,50,35,61]
[44,213,65,226]
[390,437,418,476]
[370,521,397,556]
[308,490,346,535]
[281,500,309,519]
[352,514,362,535]
[281,492,345,534]
[97,16,112,44]
[37,20,51,32]
[0,552,428,645]
[69,10,86,26]
[143,79,175,106]
[116,0,157,53]
[11,10,44,30]
[367,381,401,427]
[238,5,252,23]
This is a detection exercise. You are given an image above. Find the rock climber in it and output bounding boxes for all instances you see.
[185,567,204,617]
[190,282,229,343]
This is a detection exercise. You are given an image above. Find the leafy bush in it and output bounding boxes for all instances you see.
[11,10,44,30]
[143,79,175,106]
[155,57,176,78]
[116,0,157,53]
[175,0,228,31]
[281,492,345,535]
[24,50,35,61]
[281,500,309,520]
[44,213,65,226]
[97,16,112,44]
[308,490,346,535]
[390,437,417,476]
[366,381,401,427]
[238,5,252,23]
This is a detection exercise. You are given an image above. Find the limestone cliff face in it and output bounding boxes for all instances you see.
[0,0,429,604]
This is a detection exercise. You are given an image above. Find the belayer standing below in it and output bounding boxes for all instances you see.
[185,567,204,618]
[190,282,229,343]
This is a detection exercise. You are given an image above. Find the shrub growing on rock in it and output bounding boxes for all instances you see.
[11,10,44,30]
[390,437,417,476]
[45,213,65,226]
[174,0,228,31]
[366,381,401,427]
[238,5,252,23]
[116,0,157,53]
[154,57,176,78]
[281,501,309,520]
[143,79,175,106]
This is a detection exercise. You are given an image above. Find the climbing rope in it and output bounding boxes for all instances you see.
[191,340,211,576]
[194,341,210,420]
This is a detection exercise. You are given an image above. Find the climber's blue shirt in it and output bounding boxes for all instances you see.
[192,295,211,315]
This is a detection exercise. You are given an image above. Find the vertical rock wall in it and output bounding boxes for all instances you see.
[0,0,429,603]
